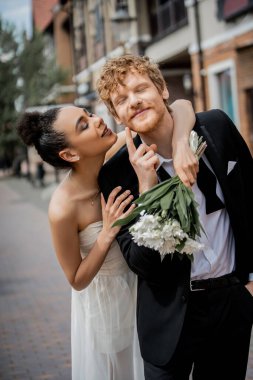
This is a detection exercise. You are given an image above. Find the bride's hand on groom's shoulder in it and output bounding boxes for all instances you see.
[172,140,199,188]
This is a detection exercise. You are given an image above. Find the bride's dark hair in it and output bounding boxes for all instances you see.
[16,107,72,169]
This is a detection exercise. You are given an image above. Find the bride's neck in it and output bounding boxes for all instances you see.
[69,169,99,192]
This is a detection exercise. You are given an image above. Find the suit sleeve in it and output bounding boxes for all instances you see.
[217,110,253,273]
[98,162,175,284]
[115,223,165,281]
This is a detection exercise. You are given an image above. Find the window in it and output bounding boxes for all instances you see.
[208,60,238,126]
[91,1,105,60]
[148,0,187,39]
[217,0,253,21]
[116,0,129,12]
[217,69,234,121]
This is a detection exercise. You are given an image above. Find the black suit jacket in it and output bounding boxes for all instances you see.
[98,109,253,365]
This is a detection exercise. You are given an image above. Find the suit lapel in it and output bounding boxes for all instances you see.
[194,117,232,205]
[136,121,229,195]
[134,134,142,148]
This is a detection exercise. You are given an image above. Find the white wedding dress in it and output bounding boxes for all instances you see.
[71,221,144,380]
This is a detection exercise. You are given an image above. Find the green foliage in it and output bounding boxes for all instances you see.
[18,31,67,107]
[0,17,20,162]
[0,17,68,167]
[0,18,19,120]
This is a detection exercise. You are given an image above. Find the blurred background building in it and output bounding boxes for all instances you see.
[32,0,76,104]
[34,0,253,154]
[1,0,252,173]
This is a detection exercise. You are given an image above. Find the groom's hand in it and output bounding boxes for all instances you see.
[125,127,159,194]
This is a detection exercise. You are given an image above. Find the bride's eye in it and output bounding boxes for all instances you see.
[80,123,88,131]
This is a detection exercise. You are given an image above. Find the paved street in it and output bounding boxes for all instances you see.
[0,176,71,379]
[0,175,253,380]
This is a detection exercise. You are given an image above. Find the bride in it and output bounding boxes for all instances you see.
[17,101,197,379]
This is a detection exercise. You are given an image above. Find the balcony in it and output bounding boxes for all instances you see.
[148,0,188,41]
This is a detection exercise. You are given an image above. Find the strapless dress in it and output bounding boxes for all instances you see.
[71,221,144,380]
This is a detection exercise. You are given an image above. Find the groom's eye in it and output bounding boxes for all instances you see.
[116,97,126,105]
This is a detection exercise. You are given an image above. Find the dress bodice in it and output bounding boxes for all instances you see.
[79,221,129,276]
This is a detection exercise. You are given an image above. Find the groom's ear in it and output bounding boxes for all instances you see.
[162,86,169,100]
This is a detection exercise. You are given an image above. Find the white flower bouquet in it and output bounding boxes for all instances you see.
[113,131,207,261]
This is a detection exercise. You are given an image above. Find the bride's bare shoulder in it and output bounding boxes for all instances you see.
[48,174,76,223]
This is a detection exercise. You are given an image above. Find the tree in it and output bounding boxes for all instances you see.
[18,31,67,108]
[0,17,20,169]
[0,17,67,169]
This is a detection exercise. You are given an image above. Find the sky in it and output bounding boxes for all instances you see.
[0,0,32,38]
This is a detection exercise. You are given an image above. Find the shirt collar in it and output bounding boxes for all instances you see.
[156,153,173,171]
[139,136,172,171]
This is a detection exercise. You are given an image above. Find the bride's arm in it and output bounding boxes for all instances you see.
[105,100,197,186]
[48,188,135,291]
[170,99,198,186]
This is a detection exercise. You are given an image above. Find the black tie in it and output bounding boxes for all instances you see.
[197,158,224,214]
[157,166,171,182]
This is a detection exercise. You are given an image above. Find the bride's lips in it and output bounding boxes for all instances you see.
[101,125,112,137]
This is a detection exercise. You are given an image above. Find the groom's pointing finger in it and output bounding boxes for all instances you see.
[125,127,136,157]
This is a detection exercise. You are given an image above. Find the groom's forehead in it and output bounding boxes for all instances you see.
[112,72,150,93]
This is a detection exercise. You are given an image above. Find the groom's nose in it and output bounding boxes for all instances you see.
[129,93,142,108]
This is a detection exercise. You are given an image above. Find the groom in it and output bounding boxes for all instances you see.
[97,55,253,380]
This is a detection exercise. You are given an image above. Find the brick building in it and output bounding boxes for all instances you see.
[32,0,76,104]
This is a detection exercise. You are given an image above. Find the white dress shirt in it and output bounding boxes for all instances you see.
[156,154,237,280]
